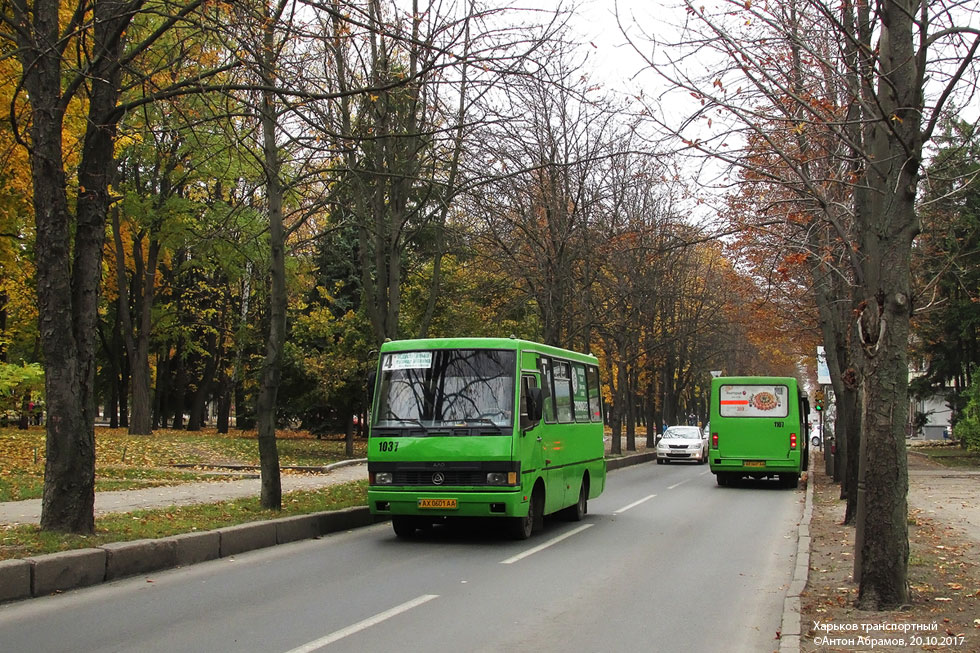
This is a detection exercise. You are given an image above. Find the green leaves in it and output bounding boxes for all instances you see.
[0,362,43,414]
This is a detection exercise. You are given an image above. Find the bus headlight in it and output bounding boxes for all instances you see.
[373,472,393,485]
[487,472,518,486]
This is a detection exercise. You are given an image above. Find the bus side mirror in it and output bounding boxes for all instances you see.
[367,370,377,404]
[521,386,543,431]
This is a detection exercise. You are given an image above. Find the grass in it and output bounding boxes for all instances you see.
[0,480,368,561]
[0,425,368,560]
[913,443,980,468]
[0,425,366,501]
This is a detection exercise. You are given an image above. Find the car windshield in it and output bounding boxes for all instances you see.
[663,427,701,439]
[374,349,516,428]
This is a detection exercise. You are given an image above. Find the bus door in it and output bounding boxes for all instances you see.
[518,372,546,493]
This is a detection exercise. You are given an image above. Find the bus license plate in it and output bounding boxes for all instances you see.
[418,498,457,509]
[744,461,766,468]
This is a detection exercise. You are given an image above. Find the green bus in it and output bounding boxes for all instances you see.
[367,337,606,539]
[708,376,810,488]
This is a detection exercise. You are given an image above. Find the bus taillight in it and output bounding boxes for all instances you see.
[790,433,797,450]
[712,433,718,449]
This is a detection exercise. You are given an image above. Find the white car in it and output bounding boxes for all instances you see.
[657,425,708,464]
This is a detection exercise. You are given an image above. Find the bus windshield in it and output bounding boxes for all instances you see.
[374,349,516,428]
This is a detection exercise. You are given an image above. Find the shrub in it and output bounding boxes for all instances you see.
[954,381,980,452]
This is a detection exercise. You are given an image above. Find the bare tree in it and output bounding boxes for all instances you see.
[625,0,979,609]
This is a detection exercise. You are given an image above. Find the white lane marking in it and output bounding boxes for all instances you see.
[668,478,691,490]
[613,494,657,514]
[284,594,439,653]
[500,524,593,564]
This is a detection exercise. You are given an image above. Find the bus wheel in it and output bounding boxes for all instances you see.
[391,516,419,539]
[510,488,542,540]
[560,481,588,522]
[780,474,799,489]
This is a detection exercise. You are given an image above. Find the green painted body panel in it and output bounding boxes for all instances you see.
[708,375,806,477]
[367,337,606,521]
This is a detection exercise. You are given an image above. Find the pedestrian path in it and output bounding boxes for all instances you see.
[0,461,367,526]
[907,452,980,542]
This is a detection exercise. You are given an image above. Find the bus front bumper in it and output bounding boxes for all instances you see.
[368,488,528,518]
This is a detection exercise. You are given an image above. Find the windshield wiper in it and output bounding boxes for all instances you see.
[465,417,504,432]
[383,415,427,430]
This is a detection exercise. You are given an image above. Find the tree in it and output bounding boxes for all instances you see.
[911,117,980,411]
[6,0,149,532]
[1,0,230,532]
[627,0,980,609]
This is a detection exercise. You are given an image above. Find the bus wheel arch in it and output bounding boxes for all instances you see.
[510,480,544,540]
[560,473,589,521]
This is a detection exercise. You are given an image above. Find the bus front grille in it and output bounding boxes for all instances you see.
[393,471,486,486]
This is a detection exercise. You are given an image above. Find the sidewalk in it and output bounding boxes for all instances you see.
[797,450,980,653]
[0,460,368,526]
[906,450,980,541]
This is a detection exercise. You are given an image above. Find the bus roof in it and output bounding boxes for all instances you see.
[379,337,599,364]
[711,375,800,385]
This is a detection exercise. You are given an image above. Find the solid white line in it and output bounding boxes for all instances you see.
[613,494,657,514]
[283,594,439,653]
[500,523,593,564]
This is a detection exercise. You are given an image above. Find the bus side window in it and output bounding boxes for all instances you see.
[520,374,542,430]
[539,357,557,423]
[572,363,590,422]
[586,365,603,422]
[554,361,574,423]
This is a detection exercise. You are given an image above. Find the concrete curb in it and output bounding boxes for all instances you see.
[170,458,369,473]
[606,451,658,470]
[2,506,379,604]
[2,454,656,605]
[780,470,814,652]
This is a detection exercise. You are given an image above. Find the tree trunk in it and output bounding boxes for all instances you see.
[255,4,286,510]
[345,410,354,457]
[188,329,218,431]
[853,0,921,608]
[20,0,129,533]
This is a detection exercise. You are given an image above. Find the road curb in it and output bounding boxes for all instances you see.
[1,506,380,604]
[606,451,658,470]
[3,453,655,605]
[780,470,814,652]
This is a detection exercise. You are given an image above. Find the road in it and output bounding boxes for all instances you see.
[0,462,803,652]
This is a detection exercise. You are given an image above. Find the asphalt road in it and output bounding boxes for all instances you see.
[0,462,803,652]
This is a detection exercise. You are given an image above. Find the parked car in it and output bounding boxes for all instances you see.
[656,425,708,464]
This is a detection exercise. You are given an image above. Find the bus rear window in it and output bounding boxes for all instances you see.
[718,384,790,418]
